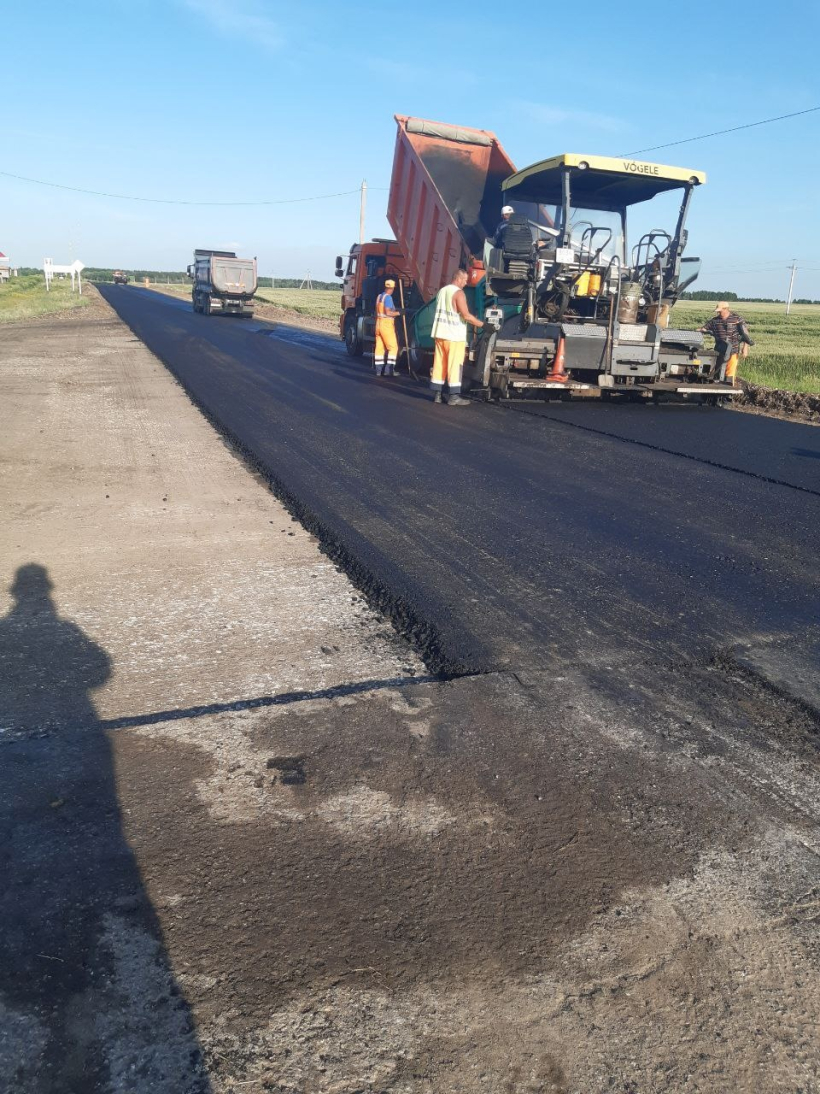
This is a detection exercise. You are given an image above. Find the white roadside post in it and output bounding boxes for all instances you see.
[785,260,797,316]
[43,258,85,293]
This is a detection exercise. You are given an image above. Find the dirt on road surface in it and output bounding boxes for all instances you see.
[1,305,819,1093]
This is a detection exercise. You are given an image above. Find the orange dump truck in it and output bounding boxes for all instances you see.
[336,116,515,365]
[387,116,516,304]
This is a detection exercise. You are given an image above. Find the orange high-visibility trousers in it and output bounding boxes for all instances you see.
[375,318,398,358]
[725,353,739,383]
[431,338,466,392]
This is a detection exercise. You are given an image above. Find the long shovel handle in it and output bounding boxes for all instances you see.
[398,280,419,382]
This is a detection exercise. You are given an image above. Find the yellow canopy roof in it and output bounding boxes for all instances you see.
[502,154,706,209]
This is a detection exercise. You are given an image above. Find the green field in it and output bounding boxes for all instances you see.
[0,273,91,323]
[145,283,340,321]
[674,301,820,394]
[254,287,339,320]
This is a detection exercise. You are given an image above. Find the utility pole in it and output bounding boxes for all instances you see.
[359,179,367,245]
[786,259,797,315]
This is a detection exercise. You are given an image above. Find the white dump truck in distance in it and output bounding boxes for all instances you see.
[188,249,258,316]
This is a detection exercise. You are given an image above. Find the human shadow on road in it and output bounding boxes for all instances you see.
[0,563,210,1093]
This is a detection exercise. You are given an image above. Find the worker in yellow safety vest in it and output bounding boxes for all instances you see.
[430,269,484,405]
[374,279,400,376]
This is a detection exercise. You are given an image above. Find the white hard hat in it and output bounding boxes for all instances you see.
[501,205,514,215]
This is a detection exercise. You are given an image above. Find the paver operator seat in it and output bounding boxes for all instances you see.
[501,214,534,277]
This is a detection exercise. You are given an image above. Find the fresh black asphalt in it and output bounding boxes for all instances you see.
[100,285,820,679]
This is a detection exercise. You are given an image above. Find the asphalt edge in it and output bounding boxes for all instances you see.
[99,289,483,680]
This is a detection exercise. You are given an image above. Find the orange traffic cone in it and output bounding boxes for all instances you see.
[546,336,569,382]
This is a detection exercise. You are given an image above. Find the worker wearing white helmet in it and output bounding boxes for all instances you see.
[374,278,400,376]
[493,205,516,247]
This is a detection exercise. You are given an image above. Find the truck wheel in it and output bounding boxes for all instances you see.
[345,319,363,357]
[405,333,433,379]
[192,294,199,313]
[202,294,210,316]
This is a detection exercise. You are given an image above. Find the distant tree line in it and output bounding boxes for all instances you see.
[259,277,339,291]
[682,289,820,304]
[681,290,739,301]
[84,268,190,283]
[16,266,190,283]
[18,267,340,290]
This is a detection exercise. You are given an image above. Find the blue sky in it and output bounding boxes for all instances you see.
[3,0,819,298]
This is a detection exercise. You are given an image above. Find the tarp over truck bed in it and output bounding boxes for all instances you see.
[209,257,257,296]
[387,116,517,303]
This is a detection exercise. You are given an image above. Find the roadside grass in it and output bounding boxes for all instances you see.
[141,283,190,299]
[254,287,339,320]
[142,283,339,321]
[674,301,820,394]
[0,273,90,323]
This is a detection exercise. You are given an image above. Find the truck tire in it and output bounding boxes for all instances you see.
[192,294,199,313]
[202,294,211,316]
[345,317,363,357]
[404,330,432,379]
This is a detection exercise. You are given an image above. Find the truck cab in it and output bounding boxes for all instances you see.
[336,240,413,357]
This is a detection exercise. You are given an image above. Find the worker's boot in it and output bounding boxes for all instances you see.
[433,392,443,404]
[385,358,396,376]
[447,393,470,406]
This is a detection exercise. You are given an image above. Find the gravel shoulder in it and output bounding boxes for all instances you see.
[1,304,819,1093]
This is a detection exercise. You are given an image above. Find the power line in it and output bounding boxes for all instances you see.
[622,105,820,156]
[0,170,365,206]
[706,264,793,273]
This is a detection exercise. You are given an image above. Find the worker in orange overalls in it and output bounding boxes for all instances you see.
[374,279,400,376]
